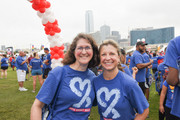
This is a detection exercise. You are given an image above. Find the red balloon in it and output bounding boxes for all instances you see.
[53,46,59,53]
[60,53,64,58]
[45,1,51,8]
[53,19,58,25]
[57,28,61,33]
[39,8,46,13]
[58,50,63,56]
[32,3,40,10]
[39,1,46,8]
[33,0,40,5]
[50,56,54,59]
[44,27,50,33]
[50,51,55,56]
[54,54,60,59]
[59,45,64,50]
[45,30,49,35]
[50,47,54,51]
[46,23,53,29]
[52,25,58,31]
[49,31,55,36]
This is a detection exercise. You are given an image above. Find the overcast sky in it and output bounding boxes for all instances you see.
[0,0,180,49]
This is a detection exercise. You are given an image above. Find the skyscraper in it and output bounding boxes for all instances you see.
[100,24,110,41]
[85,10,94,33]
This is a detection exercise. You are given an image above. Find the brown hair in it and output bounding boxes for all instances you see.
[3,54,7,58]
[99,39,124,72]
[62,33,100,68]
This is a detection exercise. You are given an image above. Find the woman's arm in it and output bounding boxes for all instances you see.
[132,67,138,79]
[159,85,167,114]
[134,108,149,120]
[30,99,45,120]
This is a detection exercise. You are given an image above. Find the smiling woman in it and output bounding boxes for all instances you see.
[93,39,149,120]
[30,33,100,120]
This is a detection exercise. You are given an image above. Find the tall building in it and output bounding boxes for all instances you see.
[85,10,94,33]
[100,24,110,42]
[130,27,174,45]
[89,31,101,45]
[111,31,121,43]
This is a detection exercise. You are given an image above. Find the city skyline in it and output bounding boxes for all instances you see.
[0,0,180,49]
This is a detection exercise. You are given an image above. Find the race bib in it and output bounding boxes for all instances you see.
[177,56,180,86]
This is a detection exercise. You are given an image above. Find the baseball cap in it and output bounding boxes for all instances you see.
[136,41,148,46]
[44,48,49,51]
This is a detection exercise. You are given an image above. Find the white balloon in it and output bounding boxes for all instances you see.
[58,58,63,62]
[42,17,49,24]
[37,11,44,18]
[54,33,60,39]
[47,35,54,41]
[141,38,145,42]
[45,8,53,16]
[27,0,33,2]
[48,16,56,23]
[137,39,141,42]
[51,59,56,63]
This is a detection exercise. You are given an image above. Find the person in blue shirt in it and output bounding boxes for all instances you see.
[120,48,138,79]
[143,50,152,101]
[129,41,153,94]
[11,57,16,71]
[164,36,180,119]
[29,52,43,93]
[16,51,28,91]
[126,52,132,65]
[151,52,158,75]
[0,54,9,79]
[159,80,177,120]
[93,40,149,120]
[30,33,100,120]
[43,48,52,79]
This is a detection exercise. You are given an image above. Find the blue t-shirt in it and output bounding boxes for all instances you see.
[164,36,180,118]
[36,65,96,120]
[152,56,158,69]
[1,58,8,67]
[44,53,51,69]
[163,81,174,108]
[157,62,168,76]
[129,50,146,82]
[29,58,43,70]
[93,71,149,120]
[143,53,150,78]
[121,64,132,77]
[154,71,164,89]
[126,55,132,64]
[15,56,27,71]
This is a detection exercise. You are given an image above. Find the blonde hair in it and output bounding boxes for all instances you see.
[99,39,124,72]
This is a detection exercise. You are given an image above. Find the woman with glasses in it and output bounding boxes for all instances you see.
[31,33,99,120]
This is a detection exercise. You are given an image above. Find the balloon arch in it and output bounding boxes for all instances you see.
[27,0,64,69]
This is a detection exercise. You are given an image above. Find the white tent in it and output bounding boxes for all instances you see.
[38,50,45,55]
[126,45,136,53]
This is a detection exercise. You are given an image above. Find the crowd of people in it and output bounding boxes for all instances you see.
[0,48,52,92]
[0,33,179,120]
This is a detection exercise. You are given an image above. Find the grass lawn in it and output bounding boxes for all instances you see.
[0,69,160,120]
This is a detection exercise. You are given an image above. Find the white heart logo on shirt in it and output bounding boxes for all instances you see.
[97,87,121,119]
[70,77,91,108]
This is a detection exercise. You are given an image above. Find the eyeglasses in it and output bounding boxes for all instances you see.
[76,46,92,51]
